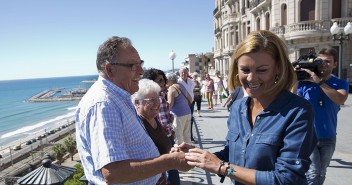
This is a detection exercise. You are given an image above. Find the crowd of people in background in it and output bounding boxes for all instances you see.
[75,31,348,185]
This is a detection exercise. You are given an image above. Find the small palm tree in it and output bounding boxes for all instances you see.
[52,143,66,164]
[64,163,85,185]
[64,135,77,161]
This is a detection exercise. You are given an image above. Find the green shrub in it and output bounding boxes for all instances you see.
[65,163,85,185]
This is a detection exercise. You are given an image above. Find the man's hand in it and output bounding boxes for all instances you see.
[170,142,195,153]
[168,150,194,171]
[301,68,323,84]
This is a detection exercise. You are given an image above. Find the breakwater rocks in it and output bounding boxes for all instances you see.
[27,88,88,102]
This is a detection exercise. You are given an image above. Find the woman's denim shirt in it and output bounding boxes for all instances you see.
[215,90,317,185]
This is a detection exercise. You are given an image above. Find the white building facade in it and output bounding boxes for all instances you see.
[213,0,352,81]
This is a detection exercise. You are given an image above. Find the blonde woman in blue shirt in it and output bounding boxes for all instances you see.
[182,30,317,185]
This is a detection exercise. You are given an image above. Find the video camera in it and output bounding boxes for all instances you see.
[292,51,324,81]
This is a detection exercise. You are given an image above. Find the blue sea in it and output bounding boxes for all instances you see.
[0,75,98,149]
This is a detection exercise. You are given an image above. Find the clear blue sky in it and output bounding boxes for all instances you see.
[0,1,215,80]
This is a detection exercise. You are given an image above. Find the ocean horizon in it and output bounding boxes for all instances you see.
[0,75,98,149]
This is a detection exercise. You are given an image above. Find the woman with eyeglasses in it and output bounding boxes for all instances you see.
[132,79,173,185]
[142,68,181,185]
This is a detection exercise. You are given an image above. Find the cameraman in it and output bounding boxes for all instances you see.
[293,47,349,185]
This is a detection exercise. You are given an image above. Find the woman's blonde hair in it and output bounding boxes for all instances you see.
[228,30,296,95]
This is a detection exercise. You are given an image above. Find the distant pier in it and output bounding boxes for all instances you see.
[27,88,88,102]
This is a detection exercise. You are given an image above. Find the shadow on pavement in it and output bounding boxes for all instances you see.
[197,115,229,119]
[330,158,352,169]
[180,167,216,185]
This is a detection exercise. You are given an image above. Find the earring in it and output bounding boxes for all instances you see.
[274,74,279,84]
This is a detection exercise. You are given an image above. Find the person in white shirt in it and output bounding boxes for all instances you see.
[213,70,224,105]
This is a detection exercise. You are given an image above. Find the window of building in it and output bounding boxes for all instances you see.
[281,4,287,26]
[265,13,270,30]
[300,0,315,21]
[225,30,229,47]
[235,31,239,45]
[231,32,235,46]
[332,0,341,18]
[243,22,246,39]
[299,48,315,57]
[256,18,261,30]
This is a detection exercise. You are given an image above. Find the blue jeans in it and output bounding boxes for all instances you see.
[306,138,336,185]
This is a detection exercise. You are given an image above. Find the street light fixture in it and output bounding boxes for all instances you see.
[330,22,352,79]
[169,50,176,73]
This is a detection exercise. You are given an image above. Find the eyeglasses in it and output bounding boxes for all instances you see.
[142,97,160,104]
[110,60,144,71]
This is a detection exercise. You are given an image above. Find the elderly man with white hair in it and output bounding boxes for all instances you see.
[178,67,197,142]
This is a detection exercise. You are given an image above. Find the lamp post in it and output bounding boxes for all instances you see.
[330,22,352,79]
[169,50,176,73]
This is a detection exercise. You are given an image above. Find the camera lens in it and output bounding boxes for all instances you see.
[296,70,309,81]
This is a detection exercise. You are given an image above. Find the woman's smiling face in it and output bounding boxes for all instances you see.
[238,51,278,100]
[138,92,160,119]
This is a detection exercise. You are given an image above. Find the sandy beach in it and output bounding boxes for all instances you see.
[0,116,75,156]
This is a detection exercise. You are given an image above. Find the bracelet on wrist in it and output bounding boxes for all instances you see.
[220,162,231,183]
[217,160,225,177]
[227,165,236,176]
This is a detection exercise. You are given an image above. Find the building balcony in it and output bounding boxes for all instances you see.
[249,0,266,11]
[331,18,352,28]
[215,27,221,35]
[214,49,222,58]
[213,7,219,16]
[222,46,236,56]
[225,0,234,5]
[270,26,285,35]
[271,20,328,40]
[270,18,352,40]
[223,14,238,25]
[285,20,328,39]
